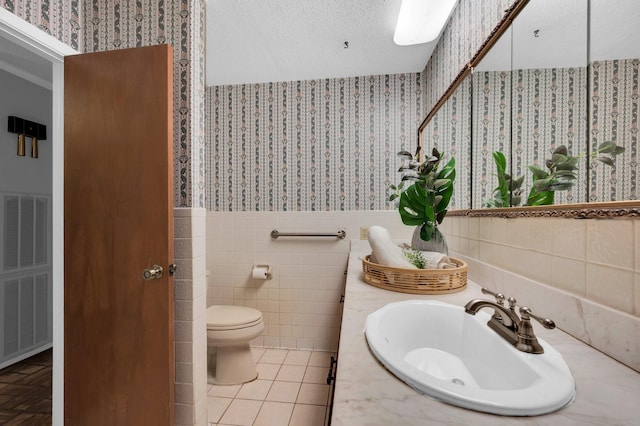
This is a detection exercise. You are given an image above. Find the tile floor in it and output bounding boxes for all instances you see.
[208,348,334,426]
[0,347,333,425]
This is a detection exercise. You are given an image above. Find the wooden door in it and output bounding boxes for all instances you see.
[64,45,174,425]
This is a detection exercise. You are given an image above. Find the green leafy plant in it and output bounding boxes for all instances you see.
[402,248,426,268]
[484,142,625,207]
[484,151,524,208]
[526,142,625,206]
[389,147,456,241]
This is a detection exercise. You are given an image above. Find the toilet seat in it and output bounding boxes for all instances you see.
[207,305,263,331]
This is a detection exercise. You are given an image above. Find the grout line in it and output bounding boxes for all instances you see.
[209,349,330,425]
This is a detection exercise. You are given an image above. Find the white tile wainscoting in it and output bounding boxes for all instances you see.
[206,210,413,351]
[206,209,640,370]
[174,207,209,425]
[440,216,640,317]
[440,215,640,372]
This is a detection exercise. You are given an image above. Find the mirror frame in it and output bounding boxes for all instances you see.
[418,0,640,219]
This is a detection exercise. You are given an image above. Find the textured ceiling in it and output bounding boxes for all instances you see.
[205,0,440,86]
[472,0,640,72]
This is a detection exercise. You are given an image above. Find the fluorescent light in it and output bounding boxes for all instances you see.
[394,0,457,46]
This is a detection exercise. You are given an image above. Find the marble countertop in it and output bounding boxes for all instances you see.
[331,241,640,425]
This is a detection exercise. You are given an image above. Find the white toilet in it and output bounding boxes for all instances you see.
[206,305,264,385]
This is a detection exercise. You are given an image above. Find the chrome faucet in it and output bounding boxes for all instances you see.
[464,287,556,354]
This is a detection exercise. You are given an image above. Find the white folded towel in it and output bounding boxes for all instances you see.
[424,251,456,269]
[367,226,417,269]
[400,244,458,269]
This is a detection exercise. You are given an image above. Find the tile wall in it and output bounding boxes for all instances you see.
[441,215,640,371]
[174,208,208,425]
[206,210,413,351]
[206,208,640,369]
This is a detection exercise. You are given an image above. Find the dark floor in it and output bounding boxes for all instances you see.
[0,349,52,425]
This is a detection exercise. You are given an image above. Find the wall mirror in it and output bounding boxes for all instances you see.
[588,0,639,203]
[507,0,588,207]
[419,74,472,210]
[420,0,640,217]
[470,24,512,209]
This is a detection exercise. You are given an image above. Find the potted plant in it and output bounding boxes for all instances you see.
[389,147,456,253]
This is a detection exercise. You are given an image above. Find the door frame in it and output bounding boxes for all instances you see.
[0,8,78,425]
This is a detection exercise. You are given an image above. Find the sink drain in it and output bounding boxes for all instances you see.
[451,378,465,386]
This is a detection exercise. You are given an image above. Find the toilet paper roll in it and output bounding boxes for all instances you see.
[252,266,269,279]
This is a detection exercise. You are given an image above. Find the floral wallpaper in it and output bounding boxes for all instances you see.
[471,71,512,208]
[589,59,639,202]
[422,0,517,114]
[422,76,471,210]
[3,0,520,212]
[82,0,206,208]
[424,0,637,205]
[205,74,425,211]
[2,0,206,208]
[471,62,640,206]
[203,0,522,213]
[434,66,591,211]
[512,67,588,205]
[420,0,518,210]
[1,0,81,50]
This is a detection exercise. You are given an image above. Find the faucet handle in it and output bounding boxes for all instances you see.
[481,287,505,305]
[519,307,555,329]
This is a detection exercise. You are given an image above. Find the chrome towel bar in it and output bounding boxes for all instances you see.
[271,229,346,240]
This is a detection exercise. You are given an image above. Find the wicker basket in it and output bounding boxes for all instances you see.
[362,254,467,295]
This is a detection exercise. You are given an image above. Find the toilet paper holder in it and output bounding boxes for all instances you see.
[252,264,273,279]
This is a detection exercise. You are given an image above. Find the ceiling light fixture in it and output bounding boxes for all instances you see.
[393,0,457,46]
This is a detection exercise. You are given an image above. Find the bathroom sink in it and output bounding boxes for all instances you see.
[365,300,575,416]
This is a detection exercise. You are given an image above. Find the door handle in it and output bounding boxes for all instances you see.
[143,265,164,280]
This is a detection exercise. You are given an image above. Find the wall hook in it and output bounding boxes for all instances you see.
[31,137,39,158]
[344,41,349,49]
[7,116,46,158]
[17,134,26,156]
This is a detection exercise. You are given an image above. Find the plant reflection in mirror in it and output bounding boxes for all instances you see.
[389,147,456,241]
[526,142,625,206]
[484,142,625,207]
[484,151,524,208]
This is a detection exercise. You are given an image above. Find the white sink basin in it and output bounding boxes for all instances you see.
[365,300,575,416]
